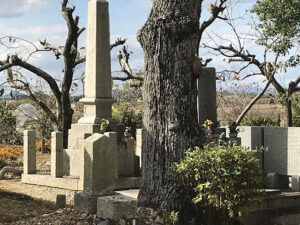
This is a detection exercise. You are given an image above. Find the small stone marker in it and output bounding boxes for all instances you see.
[292,176,300,191]
[56,194,66,209]
[23,130,36,174]
[51,131,63,178]
[97,194,137,219]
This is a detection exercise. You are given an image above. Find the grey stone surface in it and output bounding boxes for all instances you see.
[23,130,36,174]
[97,194,137,219]
[63,149,82,177]
[81,132,117,195]
[78,0,114,125]
[15,104,38,129]
[198,67,217,125]
[56,194,66,209]
[287,128,300,175]
[51,131,64,178]
[118,139,135,177]
[114,177,141,190]
[266,173,289,189]
[264,127,288,175]
[22,174,82,190]
[74,192,99,214]
[292,176,300,191]
[135,129,142,170]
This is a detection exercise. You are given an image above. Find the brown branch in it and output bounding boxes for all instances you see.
[60,0,85,95]
[6,68,58,126]
[40,39,64,59]
[114,46,144,82]
[198,0,228,52]
[236,79,272,126]
[0,166,22,180]
[110,38,127,50]
[9,55,62,102]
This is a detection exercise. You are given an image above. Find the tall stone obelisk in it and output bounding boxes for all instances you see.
[66,0,117,176]
[78,0,114,124]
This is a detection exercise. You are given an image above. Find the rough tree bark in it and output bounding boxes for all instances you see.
[137,0,203,210]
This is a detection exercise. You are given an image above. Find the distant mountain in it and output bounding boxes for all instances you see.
[2,93,28,100]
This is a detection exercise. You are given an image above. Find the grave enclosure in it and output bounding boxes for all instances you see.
[21,0,140,214]
[20,0,300,220]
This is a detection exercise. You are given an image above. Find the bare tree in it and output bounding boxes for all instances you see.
[0,1,127,147]
[204,15,300,126]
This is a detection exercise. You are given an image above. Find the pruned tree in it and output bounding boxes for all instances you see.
[137,0,229,218]
[204,0,300,126]
[0,1,127,147]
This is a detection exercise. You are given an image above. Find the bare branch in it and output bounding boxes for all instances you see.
[110,38,127,50]
[40,39,64,59]
[6,68,58,126]
[198,0,228,50]
[236,79,272,125]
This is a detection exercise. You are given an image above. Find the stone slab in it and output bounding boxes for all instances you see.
[287,128,300,175]
[97,194,138,219]
[21,174,82,191]
[115,189,139,199]
[114,177,141,190]
[264,127,288,174]
[74,192,100,214]
[266,173,289,190]
[292,176,300,192]
[118,139,135,177]
[63,149,82,177]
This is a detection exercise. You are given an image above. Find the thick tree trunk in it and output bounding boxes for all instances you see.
[286,99,292,127]
[59,93,74,148]
[137,0,203,210]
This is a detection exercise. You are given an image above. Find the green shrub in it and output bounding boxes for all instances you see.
[0,106,23,145]
[112,102,142,138]
[172,142,265,224]
[242,115,278,127]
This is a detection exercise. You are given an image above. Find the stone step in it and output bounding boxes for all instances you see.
[97,191,138,219]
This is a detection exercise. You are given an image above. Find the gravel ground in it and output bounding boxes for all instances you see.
[0,179,158,225]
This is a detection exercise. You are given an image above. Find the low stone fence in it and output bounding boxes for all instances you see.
[238,126,300,176]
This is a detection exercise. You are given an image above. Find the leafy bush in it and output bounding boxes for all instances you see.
[112,102,142,138]
[0,106,23,145]
[242,115,278,127]
[172,142,265,224]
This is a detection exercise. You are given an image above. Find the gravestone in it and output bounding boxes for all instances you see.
[64,0,123,177]
[198,67,217,125]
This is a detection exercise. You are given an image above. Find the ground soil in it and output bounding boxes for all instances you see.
[0,153,157,225]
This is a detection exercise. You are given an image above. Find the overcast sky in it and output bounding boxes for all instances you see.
[0,0,298,96]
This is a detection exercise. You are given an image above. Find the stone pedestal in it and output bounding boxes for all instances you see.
[75,132,118,214]
[23,130,36,174]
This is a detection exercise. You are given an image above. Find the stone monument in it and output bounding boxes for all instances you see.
[198,67,217,125]
[65,0,122,177]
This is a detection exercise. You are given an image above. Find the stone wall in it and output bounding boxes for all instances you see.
[238,126,300,176]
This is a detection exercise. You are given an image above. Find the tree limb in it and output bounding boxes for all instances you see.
[0,166,22,180]
[236,79,272,126]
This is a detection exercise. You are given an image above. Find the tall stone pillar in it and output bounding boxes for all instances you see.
[65,0,123,178]
[51,131,64,178]
[78,0,113,124]
[23,130,36,174]
[198,67,217,125]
